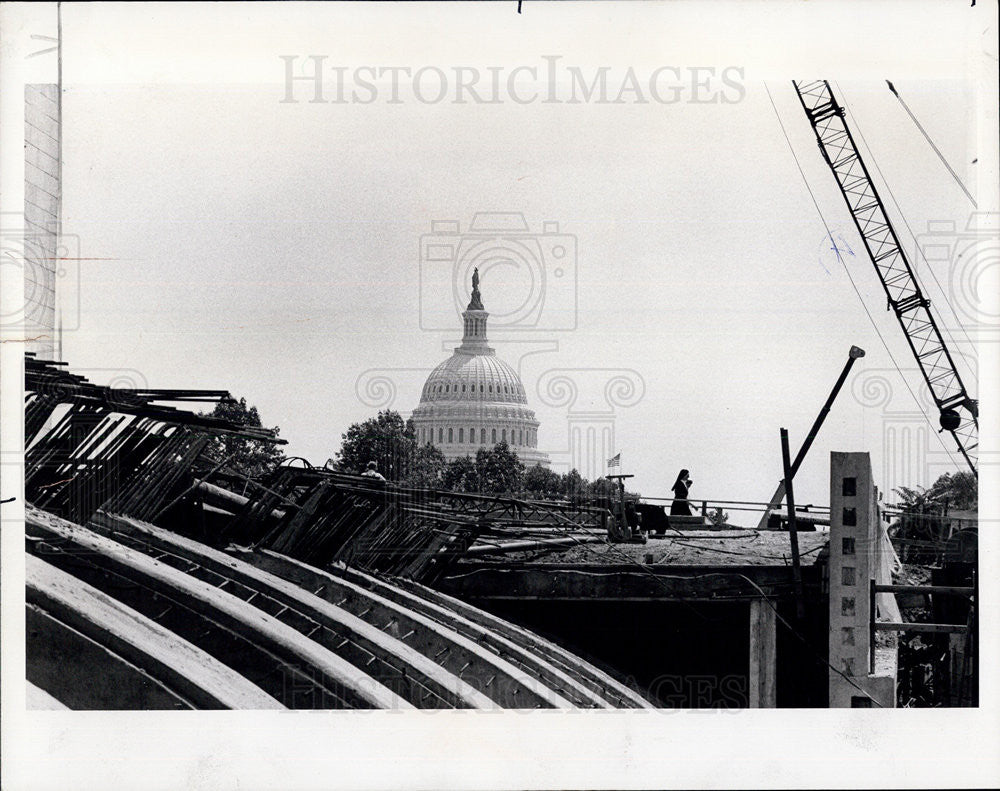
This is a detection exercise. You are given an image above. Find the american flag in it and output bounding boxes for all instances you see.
[607,452,621,468]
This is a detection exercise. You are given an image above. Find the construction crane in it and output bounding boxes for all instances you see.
[792,80,979,476]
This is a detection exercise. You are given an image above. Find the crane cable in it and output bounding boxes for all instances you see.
[886,80,977,208]
[836,82,978,386]
[763,82,964,472]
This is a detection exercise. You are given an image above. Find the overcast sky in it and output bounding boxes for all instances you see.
[53,2,989,515]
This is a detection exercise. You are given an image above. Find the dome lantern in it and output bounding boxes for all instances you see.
[458,267,492,355]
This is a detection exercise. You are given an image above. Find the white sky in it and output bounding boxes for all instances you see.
[52,1,989,514]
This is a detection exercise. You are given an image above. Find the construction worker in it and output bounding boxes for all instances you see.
[361,460,386,481]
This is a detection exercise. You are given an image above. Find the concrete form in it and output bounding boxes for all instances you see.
[21,354,902,709]
[23,83,60,360]
[440,530,830,602]
[440,452,903,708]
[441,528,830,707]
[827,451,899,708]
[26,553,284,710]
[25,504,652,709]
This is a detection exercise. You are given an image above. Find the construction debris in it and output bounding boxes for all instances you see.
[21,356,653,710]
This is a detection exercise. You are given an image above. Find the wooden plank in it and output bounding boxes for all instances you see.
[465,537,601,556]
[874,584,973,596]
[874,622,968,634]
[385,572,655,709]
[27,604,192,710]
[748,599,776,708]
[243,548,597,709]
[269,480,333,554]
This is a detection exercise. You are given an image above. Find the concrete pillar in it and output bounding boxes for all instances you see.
[24,82,61,361]
[748,598,776,708]
[828,451,897,707]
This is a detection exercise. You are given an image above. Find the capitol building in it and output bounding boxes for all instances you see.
[411,271,549,467]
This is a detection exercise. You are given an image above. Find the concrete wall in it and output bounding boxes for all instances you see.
[828,451,897,708]
[23,83,60,360]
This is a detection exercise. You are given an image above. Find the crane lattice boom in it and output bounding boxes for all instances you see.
[792,80,978,475]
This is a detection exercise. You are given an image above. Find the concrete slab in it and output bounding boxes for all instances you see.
[480,530,829,568]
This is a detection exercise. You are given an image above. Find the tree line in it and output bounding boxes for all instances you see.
[199,402,628,500]
[204,400,975,532]
[334,410,631,500]
[891,470,977,562]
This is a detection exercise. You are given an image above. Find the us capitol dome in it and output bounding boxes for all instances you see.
[411,269,549,467]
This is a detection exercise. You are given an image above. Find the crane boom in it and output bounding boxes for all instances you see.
[792,80,978,475]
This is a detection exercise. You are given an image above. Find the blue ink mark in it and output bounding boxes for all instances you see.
[819,231,855,275]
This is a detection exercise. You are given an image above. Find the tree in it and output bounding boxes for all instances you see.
[893,470,977,516]
[560,468,586,500]
[404,443,447,488]
[475,441,525,494]
[200,397,284,477]
[891,470,977,562]
[892,470,978,533]
[587,476,617,498]
[926,470,977,512]
[524,464,562,497]
[891,484,935,541]
[443,455,479,493]
[336,410,416,481]
[893,485,933,512]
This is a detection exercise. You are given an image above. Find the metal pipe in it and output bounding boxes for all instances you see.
[756,346,865,530]
[875,584,974,596]
[781,428,805,621]
[464,537,602,556]
[641,495,831,508]
[151,452,236,523]
[791,345,866,479]
[195,481,285,520]
[874,622,968,634]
